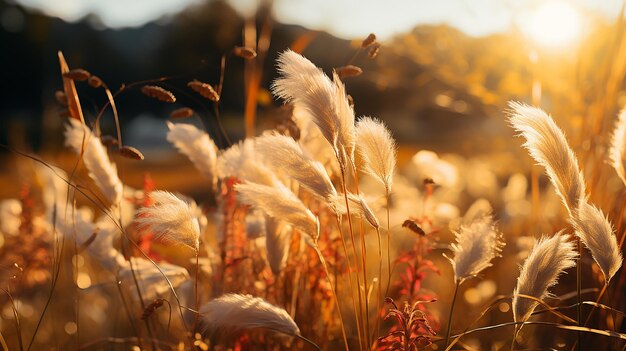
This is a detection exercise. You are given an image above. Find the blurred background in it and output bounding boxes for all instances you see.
[2,1,626,349]
[1,0,624,163]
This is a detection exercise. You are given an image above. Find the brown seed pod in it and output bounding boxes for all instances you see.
[362,33,377,48]
[141,85,176,103]
[100,135,118,147]
[141,298,165,320]
[232,46,257,59]
[368,43,380,59]
[347,94,354,108]
[336,65,363,78]
[88,75,102,88]
[118,146,144,160]
[402,219,426,236]
[170,107,195,119]
[63,69,91,81]
[55,90,68,106]
[188,80,220,102]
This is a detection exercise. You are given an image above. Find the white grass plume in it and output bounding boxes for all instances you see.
[507,102,585,214]
[446,213,504,283]
[513,233,577,323]
[217,139,279,186]
[571,201,622,283]
[273,50,355,170]
[332,192,380,229]
[609,108,626,186]
[235,182,319,243]
[255,134,337,202]
[265,217,292,275]
[134,191,201,251]
[200,293,300,336]
[356,116,397,193]
[166,121,218,190]
[64,119,123,205]
[293,104,341,175]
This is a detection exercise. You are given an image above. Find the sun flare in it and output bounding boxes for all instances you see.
[523,0,584,47]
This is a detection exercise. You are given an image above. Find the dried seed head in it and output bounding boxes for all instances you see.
[336,65,363,78]
[55,90,68,106]
[88,75,102,88]
[233,46,257,59]
[362,33,377,47]
[100,135,118,147]
[141,298,165,320]
[188,80,220,102]
[118,146,145,160]
[368,43,380,59]
[402,219,426,236]
[170,107,195,119]
[347,94,354,108]
[63,69,90,81]
[141,85,176,103]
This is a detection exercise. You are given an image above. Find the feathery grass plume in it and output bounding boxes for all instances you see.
[265,217,292,275]
[446,213,504,283]
[609,108,626,186]
[513,233,577,323]
[292,104,340,174]
[200,293,300,336]
[166,121,218,190]
[356,116,397,193]
[217,139,279,186]
[507,102,585,213]
[272,50,355,170]
[134,191,201,251]
[235,182,319,243]
[332,192,380,228]
[255,134,337,202]
[64,118,123,205]
[571,201,622,283]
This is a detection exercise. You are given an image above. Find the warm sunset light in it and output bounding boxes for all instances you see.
[524,0,584,47]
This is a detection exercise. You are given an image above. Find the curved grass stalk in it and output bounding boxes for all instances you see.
[444,280,461,348]
[335,215,364,350]
[313,246,350,351]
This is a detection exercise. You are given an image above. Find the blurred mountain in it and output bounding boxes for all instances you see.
[0,0,543,155]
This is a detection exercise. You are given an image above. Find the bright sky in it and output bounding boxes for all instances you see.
[12,0,624,40]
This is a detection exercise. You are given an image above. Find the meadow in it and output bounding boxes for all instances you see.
[1,7,626,351]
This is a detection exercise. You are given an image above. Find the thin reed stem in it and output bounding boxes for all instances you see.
[576,237,582,351]
[193,250,200,333]
[510,325,521,351]
[340,169,366,351]
[335,215,364,349]
[293,334,324,351]
[351,165,370,348]
[445,280,461,348]
[313,246,350,351]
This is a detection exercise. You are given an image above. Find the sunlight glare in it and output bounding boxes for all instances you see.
[524,1,583,47]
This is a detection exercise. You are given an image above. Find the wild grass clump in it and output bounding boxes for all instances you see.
[2,30,626,351]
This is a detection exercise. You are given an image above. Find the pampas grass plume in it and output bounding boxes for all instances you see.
[235,182,320,243]
[64,118,123,205]
[571,201,622,283]
[609,107,626,186]
[166,121,218,189]
[507,102,585,214]
[255,134,337,202]
[272,50,355,170]
[446,213,504,283]
[356,116,397,193]
[134,191,201,251]
[513,233,577,323]
[200,293,300,336]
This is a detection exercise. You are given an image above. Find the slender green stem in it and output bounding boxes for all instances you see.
[445,280,461,348]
